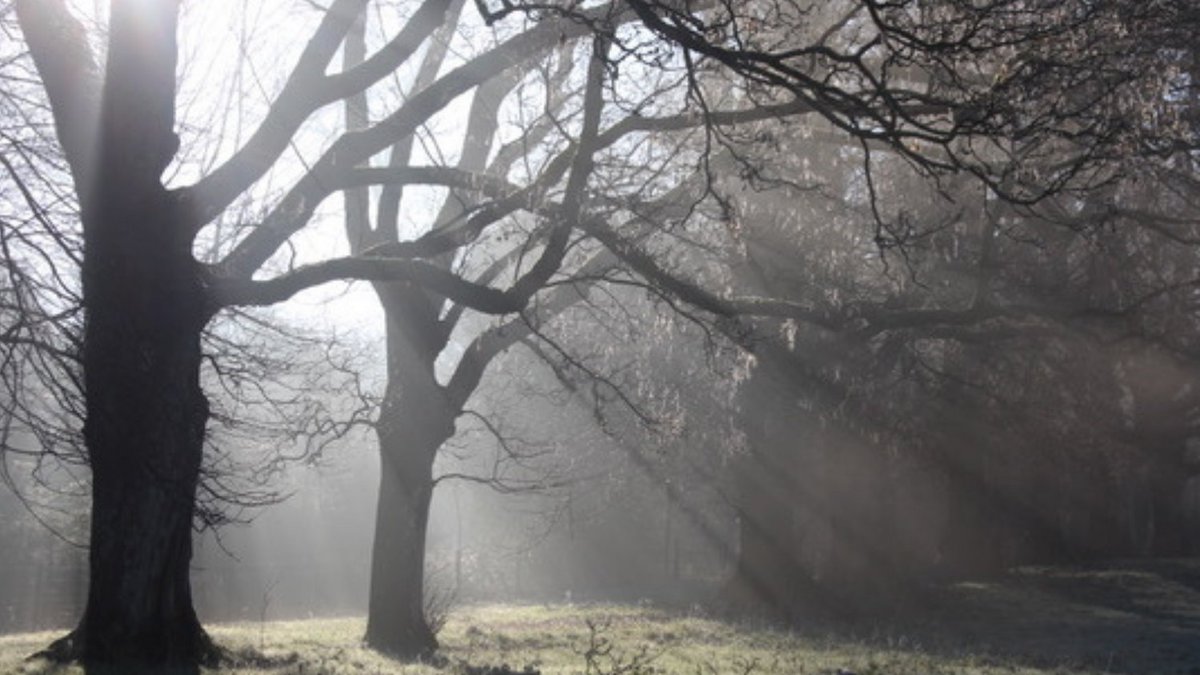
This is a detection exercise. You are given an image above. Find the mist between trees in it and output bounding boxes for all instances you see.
[1,0,1199,671]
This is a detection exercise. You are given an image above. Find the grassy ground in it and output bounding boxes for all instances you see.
[3,559,1199,674]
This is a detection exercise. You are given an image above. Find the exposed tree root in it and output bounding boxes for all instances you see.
[27,629,82,663]
[27,624,225,673]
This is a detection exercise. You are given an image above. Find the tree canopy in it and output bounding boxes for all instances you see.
[2,0,1197,669]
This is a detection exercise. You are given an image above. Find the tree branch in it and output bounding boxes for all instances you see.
[14,0,100,200]
[183,0,450,229]
[217,0,631,278]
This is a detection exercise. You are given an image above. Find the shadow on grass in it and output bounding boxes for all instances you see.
[19,659,204,675]
[839,558,1200,675]
[17,644,300,675]
[214,646,300,671]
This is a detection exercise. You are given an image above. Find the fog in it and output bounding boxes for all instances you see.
[6,298,1200,633]
[2,0,1200,671]
[0,337,741,628]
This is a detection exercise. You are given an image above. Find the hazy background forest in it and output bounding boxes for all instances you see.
[2,0,1200,672]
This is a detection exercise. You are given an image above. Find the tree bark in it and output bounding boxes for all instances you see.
[363,290,455,660]
[364,420,446,659]
[39,182,216,669]
[21,0,217,666]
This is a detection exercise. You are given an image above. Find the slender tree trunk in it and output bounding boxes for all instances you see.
[364,405,452,658]
[720,361,815,621]
[364,293,456,660]
[1150,462,1187,556]
[722,504,811,620]
[719,404,831,621]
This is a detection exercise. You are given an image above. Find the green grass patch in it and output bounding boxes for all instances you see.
[5,559,1200,673]
[0,604,1118,674]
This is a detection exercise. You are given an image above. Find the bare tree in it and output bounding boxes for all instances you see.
[7,0,1193,669]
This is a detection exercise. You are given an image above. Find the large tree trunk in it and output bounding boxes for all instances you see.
[66,9,209,653]
[47,192,215,668]
[19,0,213,665]
[76,346,212,667]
